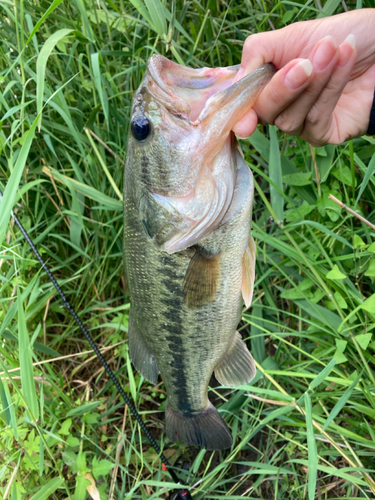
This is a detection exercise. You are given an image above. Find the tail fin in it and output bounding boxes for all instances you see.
[165,401,232,451]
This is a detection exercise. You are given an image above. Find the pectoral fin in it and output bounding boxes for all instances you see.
[242,235,256,308]
[214,331,256,386]
[128,312,159,385]
[183,250,220,308]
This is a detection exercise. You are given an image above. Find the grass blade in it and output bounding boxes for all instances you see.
[91,53,109,126]
[317,0,342,18]
[36,28,73,130]
[309,359,336,390]
[29,477,64,500]
[1,100,33,121]
[18,290,39,421]
[25,0,65,45]
[0,116,38,246]
[0,363,19,439]
[42,166,122,210]
[322,374,361,431]
[0,376,11,425]
[286,220,353,249]
[144,0,167,36]
[128,0,152,26]
[316,144,336,182]
[84,129,122,200]
[269,126,284,224]
[304,392,317,500]
[355,150,375,208]
[250,305,266,363]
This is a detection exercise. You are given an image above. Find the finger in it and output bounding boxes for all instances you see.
[232,59,313,138]
[273,36,340,137]
[232,22,316,85]
[233,108,258,139]
[301,34,357,145]
[232,28,299,84]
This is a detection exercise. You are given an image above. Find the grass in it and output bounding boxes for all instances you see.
[1,0,375,498]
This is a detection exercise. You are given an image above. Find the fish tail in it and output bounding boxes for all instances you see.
[166,401,232,451]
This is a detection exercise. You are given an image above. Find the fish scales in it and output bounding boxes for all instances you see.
[124,55,274,450]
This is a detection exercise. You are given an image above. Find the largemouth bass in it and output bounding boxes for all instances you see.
[123,55,274,450]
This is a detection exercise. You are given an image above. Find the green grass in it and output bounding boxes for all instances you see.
[1,0,375,498]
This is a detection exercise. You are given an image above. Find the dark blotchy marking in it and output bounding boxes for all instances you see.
[162,277,179,290]
[163,323,181,336]
[160,296,183,309]
[162,310,183,323]
[162,266,181,279]
[160,254,175,266]
[166,331,190,411]
[158,254,190,410]
[140,152,151,185]
[153,147,171,187]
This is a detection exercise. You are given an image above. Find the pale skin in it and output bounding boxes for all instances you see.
[232,9,375,146]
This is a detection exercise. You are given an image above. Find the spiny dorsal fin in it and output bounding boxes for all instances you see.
[242,235,256,308]
[214,331,256,386]
[183,250,220,308]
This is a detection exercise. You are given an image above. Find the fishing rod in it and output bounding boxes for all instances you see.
[0,190,192,500]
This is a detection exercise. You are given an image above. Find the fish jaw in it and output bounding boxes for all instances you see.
[193,64,275,167]
[128,57,274,252]
[157,65,274,253]
[146,55,240,121]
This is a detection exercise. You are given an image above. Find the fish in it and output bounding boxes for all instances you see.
[123,55,274,451]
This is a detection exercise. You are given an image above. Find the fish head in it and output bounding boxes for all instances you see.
[128,55,244,196]
[126,55,275,251]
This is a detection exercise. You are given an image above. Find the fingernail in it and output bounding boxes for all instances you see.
[234,132,249,140]
[285,60,313,90]
[337,34,356,68]
[312,36,337,71]
[344,33,356,49]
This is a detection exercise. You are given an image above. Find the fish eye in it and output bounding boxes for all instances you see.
[131,115,151,142]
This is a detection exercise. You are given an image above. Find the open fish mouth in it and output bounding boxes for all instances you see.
[146,55,274,126]
[147,55,242,122]
[131,55,275,254]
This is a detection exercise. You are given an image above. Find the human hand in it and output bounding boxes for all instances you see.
[232,9,375,146]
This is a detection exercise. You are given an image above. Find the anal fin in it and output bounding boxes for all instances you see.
[183,250,220,308]
[214,331,256,386]
[128,312,159,385]
[242,235,256,308]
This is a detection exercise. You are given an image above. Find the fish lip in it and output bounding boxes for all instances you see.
[147,54,241,96]
[146,54,243,123]
[147,55,178,101]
